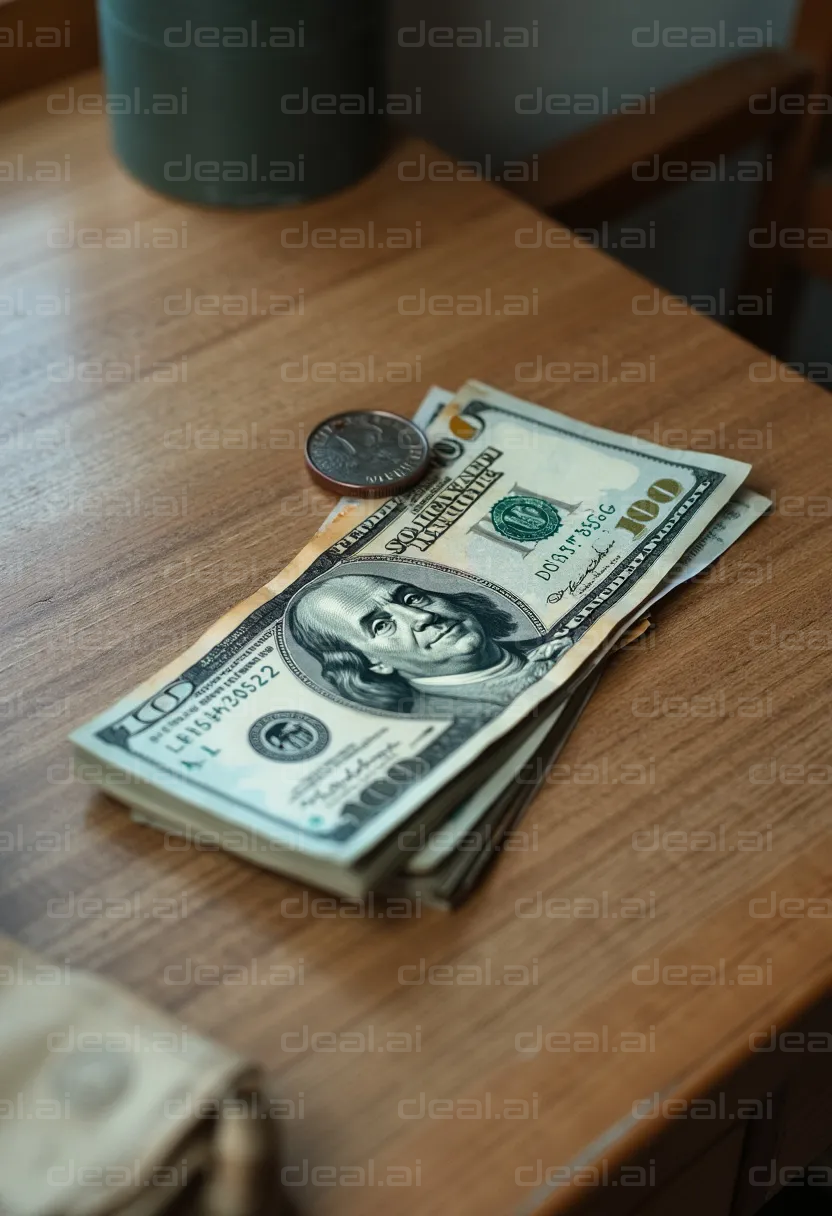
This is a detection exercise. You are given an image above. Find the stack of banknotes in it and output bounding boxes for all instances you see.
[72,382,769,908]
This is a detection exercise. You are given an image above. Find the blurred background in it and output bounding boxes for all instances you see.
[389,0,832,376]
[7,0,828,371]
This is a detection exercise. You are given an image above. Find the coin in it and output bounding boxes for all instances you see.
[305,410,432,496]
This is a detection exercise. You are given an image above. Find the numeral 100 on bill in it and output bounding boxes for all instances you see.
[616,479,683,538]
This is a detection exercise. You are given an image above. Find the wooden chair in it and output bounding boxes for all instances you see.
[508,0,832,359]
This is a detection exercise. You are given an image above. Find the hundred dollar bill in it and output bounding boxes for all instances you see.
[400,489,772,908]
[71,381,751,896]
[400,484,772,881]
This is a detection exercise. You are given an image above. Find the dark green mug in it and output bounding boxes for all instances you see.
[96,0,387,205]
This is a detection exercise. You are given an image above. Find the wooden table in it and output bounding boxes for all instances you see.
[2,71,832,1216]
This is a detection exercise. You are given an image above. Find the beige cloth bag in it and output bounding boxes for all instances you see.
[0,935,278,1216]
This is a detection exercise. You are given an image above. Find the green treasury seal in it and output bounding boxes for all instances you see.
[490,495,562,542]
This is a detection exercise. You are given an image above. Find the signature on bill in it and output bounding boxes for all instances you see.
[547,542,616,604]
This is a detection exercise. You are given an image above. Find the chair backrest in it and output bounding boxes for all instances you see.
[501,0,832,357]
[508,0,832,226]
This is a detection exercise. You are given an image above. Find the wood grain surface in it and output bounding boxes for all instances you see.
[2,72,832,1216]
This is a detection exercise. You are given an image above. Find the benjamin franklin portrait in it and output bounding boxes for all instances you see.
[285,569,570,719]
